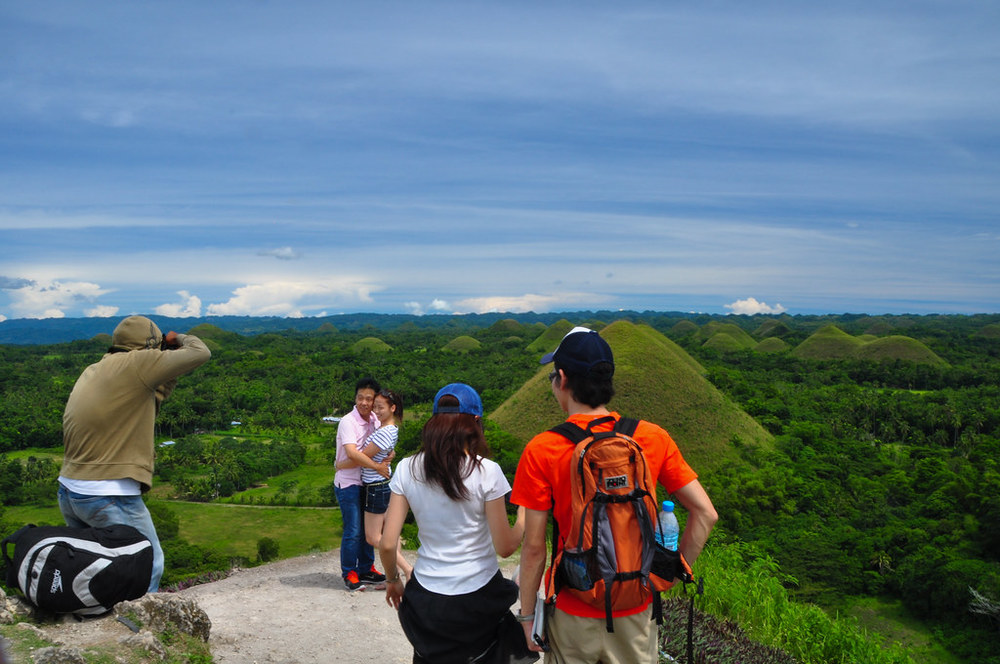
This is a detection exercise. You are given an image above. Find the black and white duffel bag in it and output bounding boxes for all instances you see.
[1,523,153,615]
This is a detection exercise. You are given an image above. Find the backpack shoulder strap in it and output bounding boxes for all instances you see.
[549,415,621,444]
[548,421,588,444]
[613,416,640,437]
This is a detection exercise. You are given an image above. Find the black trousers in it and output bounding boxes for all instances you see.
[399,570,535,664]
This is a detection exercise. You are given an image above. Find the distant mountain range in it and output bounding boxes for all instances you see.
[0,311,579,344]
[3,310,999,346]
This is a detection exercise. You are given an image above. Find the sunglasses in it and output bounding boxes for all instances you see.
[548,370,559,383]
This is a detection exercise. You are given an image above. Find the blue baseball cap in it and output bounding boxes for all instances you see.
[540,326,615,376]
[432,383,484,417]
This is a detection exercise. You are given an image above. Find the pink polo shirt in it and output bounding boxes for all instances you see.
[333,406,379,488]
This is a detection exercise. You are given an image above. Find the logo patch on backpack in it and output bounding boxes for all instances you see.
[604,474,629,491]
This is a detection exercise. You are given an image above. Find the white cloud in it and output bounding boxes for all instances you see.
[206,280,377,316]
[0,314,6,322]
[85,305,119,318]
[155,291,203,317]
[725,297,787,315]
[454,292,601,314]
[6,280,113,319]
[404,298,454,316]
[258,247,302,261]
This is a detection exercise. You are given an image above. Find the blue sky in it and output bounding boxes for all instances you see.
[2,1,998,321]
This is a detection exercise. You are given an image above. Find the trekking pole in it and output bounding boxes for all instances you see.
[686,576,704,664]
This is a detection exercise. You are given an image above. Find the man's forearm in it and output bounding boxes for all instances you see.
[519,540,547,612]
[674,479,718,567]
[518,508,550,613]
[679,511,715,566]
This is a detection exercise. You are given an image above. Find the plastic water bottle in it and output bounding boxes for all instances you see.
[656,500,679,550]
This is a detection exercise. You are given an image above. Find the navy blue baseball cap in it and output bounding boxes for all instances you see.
[540,326,615,376]
[432,383,484,417]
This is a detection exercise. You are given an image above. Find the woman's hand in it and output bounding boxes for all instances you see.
[385,578,405,609]
[522,621,544,653]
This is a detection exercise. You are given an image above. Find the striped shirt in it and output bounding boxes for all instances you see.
[361,424,398,485]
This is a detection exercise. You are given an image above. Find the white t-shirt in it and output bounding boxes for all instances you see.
[390,453,511,595]
[58,476,142,496]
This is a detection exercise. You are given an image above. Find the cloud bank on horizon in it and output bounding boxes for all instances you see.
[1,2,998,322]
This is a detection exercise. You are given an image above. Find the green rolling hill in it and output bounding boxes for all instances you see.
[491,320,773,475]
[792,325,947,365]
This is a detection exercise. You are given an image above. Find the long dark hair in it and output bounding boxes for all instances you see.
[418,395,489,501]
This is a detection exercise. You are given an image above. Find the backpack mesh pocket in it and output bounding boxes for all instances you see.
[558,548,596,591]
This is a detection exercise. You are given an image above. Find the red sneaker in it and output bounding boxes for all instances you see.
[359,566,386,584]
[344,570,363,591]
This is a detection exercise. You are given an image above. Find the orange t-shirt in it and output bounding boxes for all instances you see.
[511,412,697,618]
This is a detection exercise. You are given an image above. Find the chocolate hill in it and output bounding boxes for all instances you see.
[491,320,773,474]
[791,324,948,366]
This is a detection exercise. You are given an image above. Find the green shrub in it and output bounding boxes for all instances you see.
[257,537,280,562]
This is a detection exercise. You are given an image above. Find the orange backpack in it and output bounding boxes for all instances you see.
[545,416,680,632]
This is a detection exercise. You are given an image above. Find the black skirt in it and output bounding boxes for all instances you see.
[398,570,537,664]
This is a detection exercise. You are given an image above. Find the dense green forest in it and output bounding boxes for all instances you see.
[1,312,999,663]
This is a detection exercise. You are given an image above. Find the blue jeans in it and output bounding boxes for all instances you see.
[334,483,374,579]
[58,485,164,593]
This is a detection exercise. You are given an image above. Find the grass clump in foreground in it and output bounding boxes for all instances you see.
[666,539,916,664]
[0,623,213,664]
[659,596,799,664]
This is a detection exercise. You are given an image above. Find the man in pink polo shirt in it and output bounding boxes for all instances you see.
[334,377,387,590]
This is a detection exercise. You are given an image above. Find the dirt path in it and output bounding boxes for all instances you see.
[180,550,417,664]
[33,550,533,664]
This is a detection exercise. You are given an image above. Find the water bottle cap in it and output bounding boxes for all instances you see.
[662,500,674,512]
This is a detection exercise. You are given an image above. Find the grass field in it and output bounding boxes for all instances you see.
[164,501,340,560]
[218,447,336,505]
[4,504,62,526]
[4,501,342,563]
[5,447,63,463]
[845,596,963,664]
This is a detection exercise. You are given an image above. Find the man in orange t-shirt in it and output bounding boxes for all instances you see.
[511,327,718,663]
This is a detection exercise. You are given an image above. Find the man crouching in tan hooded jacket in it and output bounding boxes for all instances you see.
[59,315,211,592]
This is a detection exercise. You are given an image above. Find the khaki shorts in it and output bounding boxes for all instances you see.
[546,604,657,664]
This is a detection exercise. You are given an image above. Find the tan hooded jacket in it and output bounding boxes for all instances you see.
[61,316,211,491]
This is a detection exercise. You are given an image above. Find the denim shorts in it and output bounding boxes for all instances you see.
[364,480,391,514]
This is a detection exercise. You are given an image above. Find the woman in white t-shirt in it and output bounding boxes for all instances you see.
[378,383,530,664]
